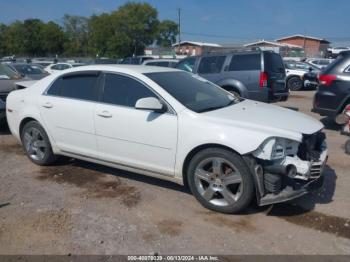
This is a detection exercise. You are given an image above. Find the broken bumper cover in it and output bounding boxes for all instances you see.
[258,149,328,206]
[259,171,325,206]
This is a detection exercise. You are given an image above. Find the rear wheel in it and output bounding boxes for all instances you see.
[21,121,58,165]
[287,76,303,91]
[187,148,254,214]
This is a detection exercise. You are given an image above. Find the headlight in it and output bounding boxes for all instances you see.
[253,137,300,161]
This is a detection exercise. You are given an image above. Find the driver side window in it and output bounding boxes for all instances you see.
[102,73,157,108]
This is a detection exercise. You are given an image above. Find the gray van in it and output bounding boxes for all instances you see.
[176,50,288,103]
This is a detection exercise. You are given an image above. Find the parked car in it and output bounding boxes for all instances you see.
[120,56,154,65]
[6,65,327,214]
[306,58,333,69]
[142,59,179,68]
[313,51,350,123]
[8,63,49,80]
[175,50,288,103]
[0,64,25,123]
[327,47,350,58]
[284,60,320,91]
[0,98,5,124]
[44,62,85,74]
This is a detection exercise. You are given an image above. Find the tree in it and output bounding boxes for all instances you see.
[2,21,26,56]
[109,2,159,57]
[62,14,89,56]
[22,19,46,56]
[42,21,65,55]
[156,20,178,47]
[0,23,7,56]
[88,13,113,57]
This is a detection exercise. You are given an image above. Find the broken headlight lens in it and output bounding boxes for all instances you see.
[253,137,300,160]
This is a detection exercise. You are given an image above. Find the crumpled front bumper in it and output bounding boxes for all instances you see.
[253,148,328,206]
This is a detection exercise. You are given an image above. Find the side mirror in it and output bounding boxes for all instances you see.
[309,67,313,72]
[135,97,166,113]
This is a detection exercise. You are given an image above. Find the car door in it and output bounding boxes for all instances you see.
[94,73,178,177]
[197,55,227,83]
[39,71,100,157]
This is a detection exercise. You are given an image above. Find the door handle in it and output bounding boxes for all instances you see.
[97,110,112,118]
[42,102,53,108]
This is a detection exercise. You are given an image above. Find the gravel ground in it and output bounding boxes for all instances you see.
[0,90,349,255]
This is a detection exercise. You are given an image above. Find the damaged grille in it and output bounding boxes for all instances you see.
[298,132,326,161]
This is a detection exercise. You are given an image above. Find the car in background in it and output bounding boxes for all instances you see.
[142,59,179,68]
[6,65,327,213]
[8,63,49,80]
[327,47,350,58]
[284,60,320,91]
[313,51,350,123]
[0,64,25,123]
[45,62,85,74]
[306,58,333,69]
[120,56,154,65]
[176,50,288,103]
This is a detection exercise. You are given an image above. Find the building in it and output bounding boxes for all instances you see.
[172,41,222,56]
[244,40,303,57]
[275,35,330,57]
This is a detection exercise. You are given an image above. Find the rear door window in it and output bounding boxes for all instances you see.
[229,54,261,71]
[47,73,99,101]
[198,56,226,74]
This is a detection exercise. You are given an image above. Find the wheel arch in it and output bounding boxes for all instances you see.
[337,95,350,114]
[181,143,241,188]
[216,79,249,98]
[19,117,41,137]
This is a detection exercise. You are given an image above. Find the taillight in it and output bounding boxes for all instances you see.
[259,72,268,88]
[318,74,336,86]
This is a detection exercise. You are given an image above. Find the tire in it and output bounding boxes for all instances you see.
[187,148,254,214]
[222,86,241,98]
[287,76,303,91]
[21,121,58,165]
[345,140,350,155]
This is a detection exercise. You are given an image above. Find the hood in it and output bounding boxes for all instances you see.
[203,100,323,138]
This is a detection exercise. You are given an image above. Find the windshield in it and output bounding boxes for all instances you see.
[145,71,238,113]
[0,64,21,80]
[13,64,46,74]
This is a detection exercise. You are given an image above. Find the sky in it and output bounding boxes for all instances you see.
[0,0,349,46]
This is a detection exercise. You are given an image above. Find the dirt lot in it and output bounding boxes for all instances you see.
[0,90,349,255]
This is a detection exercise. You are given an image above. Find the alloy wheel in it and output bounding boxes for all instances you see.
[23,127,48,161]
[194,157,243,207]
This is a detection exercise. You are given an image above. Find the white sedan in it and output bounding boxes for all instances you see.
[6,65,328,213]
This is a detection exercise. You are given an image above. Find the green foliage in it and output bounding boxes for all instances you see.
[0,2,178,58]
[156,20,179,47]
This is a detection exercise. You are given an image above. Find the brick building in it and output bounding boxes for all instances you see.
[275,35,330,57]
[172,41,222,56]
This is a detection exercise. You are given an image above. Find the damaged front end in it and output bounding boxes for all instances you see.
[245,131,328,206]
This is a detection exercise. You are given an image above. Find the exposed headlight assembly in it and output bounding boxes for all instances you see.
[253,137,299,160]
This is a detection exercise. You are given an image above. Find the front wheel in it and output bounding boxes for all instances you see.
[287,76,303,91]
[21,121,58,165]
[187,148,254,214]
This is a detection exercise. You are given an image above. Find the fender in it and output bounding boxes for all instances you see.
[215,78,249,98]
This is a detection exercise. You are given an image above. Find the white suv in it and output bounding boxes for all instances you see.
[6,65,328,213]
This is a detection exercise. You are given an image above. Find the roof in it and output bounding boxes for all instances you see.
[275,35,330,43]
[244,40,302,48]
[172,41,222,48]
[61,64,180,75]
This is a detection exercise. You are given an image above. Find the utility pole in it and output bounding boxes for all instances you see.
[177,8,181,48]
